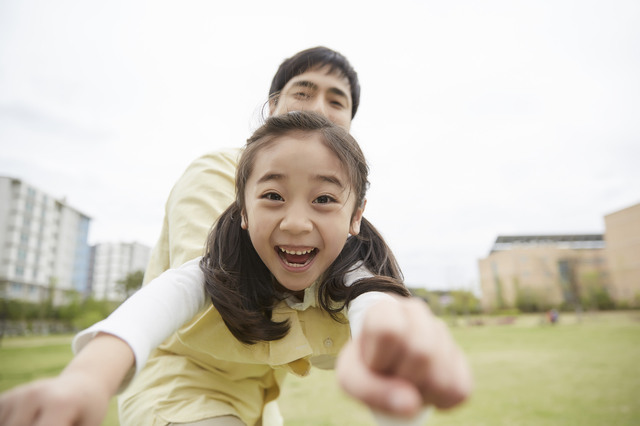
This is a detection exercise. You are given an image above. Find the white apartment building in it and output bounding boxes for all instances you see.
[0,176,91,304]
[90,242,150,301]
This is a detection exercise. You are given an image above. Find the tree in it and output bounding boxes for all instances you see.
[117,270,145,300]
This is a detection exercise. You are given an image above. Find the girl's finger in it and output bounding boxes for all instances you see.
[337,339,422,417]
[360,300,409,374]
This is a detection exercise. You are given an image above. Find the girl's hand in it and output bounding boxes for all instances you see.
[0,333,134,426]
[0,372,111,426]
[336,298,472,418]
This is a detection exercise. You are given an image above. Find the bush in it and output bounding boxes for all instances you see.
[0,295,117,334]
[73,310,106,330]
[581,285,616,310]
[448,291,482,315]
[515,288,553,313]
[0,299,40,320]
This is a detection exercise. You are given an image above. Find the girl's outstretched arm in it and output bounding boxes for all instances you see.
[337,296,472,420]
[73,257,207,388]
[0,258,208,426]
[0,333,133,426]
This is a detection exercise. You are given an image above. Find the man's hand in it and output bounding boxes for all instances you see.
[336,297,472,418]
[0,372,110,426]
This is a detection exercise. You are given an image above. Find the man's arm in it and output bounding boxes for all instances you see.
[144,148,240,284]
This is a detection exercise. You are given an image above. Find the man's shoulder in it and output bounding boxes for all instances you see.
[188,147,243,169]
[170,147,242,196]
[180,147,243,179]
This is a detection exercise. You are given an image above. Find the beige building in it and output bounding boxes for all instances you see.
[604,202,640,304]
[478,235,609,312]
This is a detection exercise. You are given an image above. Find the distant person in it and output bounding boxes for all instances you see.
[548,308,559,324]
[0,48,472,426]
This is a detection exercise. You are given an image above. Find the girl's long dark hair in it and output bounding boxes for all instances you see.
[200,112,410,344]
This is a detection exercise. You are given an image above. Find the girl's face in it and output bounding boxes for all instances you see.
[241,133,365,294]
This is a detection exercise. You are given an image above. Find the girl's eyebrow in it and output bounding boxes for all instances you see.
[315,174,344,188]
[256,173,285,184]
[256,172,343,188]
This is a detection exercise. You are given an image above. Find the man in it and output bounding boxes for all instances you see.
[142,47,359,288]
[0,47,471,426]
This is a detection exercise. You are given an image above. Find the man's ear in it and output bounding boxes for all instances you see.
[349,199,367,236]
[268,94,278,116]
[241,210,248,230]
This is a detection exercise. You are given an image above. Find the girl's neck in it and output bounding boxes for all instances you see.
[272,279,306,301]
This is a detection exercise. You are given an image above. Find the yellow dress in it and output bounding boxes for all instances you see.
[118,282,350,426]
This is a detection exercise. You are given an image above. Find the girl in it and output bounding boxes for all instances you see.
[0,111,471,426]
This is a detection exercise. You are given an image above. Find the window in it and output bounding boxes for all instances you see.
[29,285,38,294]
[20,233,29,244]
[15,266,24,276]
[11,282,22,293]
[17,249,27,261]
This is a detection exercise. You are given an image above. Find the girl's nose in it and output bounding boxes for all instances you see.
[280,206,313,234]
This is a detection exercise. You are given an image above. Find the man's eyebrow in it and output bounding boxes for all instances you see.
[257,173,286,184]
[327,87,349,103]
[290,81,319,91]
[315,174,344,188]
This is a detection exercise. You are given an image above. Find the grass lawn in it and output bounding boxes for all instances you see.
[1,311,639,425]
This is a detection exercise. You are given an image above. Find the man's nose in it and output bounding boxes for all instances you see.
[308,95,329,119]
[280,204,313,234]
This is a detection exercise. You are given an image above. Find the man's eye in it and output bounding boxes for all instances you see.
[314,195,335,204]
[331,101,344,108]
[264,193,283,201]
[294,92,311,99]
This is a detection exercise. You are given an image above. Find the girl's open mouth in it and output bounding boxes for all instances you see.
[276,246,318,268]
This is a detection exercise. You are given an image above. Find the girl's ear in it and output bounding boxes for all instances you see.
[349,199,367,236]
[241,210,248,230]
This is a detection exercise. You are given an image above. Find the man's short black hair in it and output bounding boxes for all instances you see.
[269,46,361,119]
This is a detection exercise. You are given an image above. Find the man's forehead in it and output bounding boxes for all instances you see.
[286,66,350,92]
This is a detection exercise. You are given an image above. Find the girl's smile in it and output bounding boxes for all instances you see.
[276,246,318,270]
[241,133,364,293]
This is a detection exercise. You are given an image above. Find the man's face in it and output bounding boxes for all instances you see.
[270,65,353,131]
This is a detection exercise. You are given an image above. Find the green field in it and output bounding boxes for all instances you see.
[1,311,639,425]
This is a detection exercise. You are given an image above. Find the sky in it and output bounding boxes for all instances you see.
[1,0,639,292]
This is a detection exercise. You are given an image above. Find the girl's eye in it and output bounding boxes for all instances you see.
[264,193,283,201]
[314,195,335,204]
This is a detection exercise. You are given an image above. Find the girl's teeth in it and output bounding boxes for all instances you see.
[279,247,313,255]
[283,258,312,268]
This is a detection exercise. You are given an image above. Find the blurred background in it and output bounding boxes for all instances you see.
[1,0,639,296]
[1,2,640,425]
